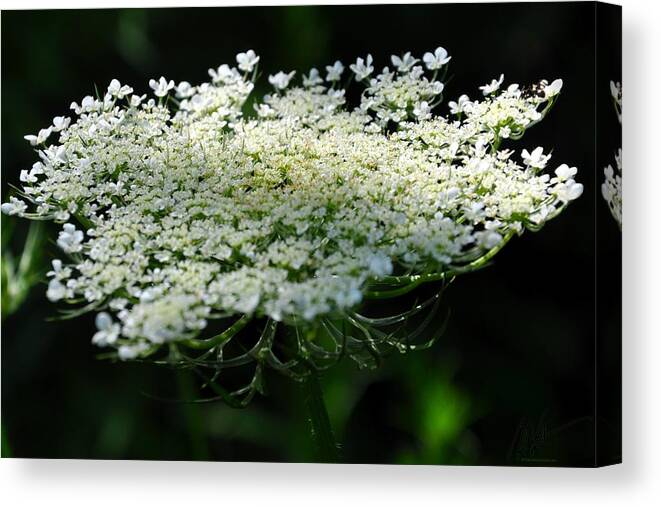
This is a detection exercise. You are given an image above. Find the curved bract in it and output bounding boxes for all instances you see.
[2,49,582,392]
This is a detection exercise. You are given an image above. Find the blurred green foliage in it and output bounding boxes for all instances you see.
[2,221,45,319]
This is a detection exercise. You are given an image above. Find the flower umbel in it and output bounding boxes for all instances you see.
[3,48,580,403]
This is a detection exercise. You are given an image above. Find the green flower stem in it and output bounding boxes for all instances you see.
[176,370,209,460]
[302,369,339,463]
[180,315,251,350]
[364,230,516,299]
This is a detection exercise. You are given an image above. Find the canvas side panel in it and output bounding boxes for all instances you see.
[595,1,622,467]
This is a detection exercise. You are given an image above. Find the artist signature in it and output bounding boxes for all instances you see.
[508,412,594,464]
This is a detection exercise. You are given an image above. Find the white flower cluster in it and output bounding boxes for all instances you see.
[602,148,622,226]
[610,80,622,123]
[2,49,582,360]
[602,80,622,228]
[359,50,448,125]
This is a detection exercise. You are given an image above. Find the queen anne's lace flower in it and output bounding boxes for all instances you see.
[24,127,52,146]
[52,116,71,132]
[1,197,28,216]
[303,68,323,87]
[391,52,418,72]
[175,81,195,99]
[602,148,622,225]
[544,78,564,99]
[350,54,374,81]
[521,147,551,170]
[56,223,84,253]
[449,94,471,115]
[602,81,622,228]
[423,46,451,70]
[269,71,296,90]
[610,80,622,123]
[149,76,175,97]
[107,79,133,99]
[236,49,260,73]
[480,74,505,95]
[3,49,581,365]
[325,61,344,82]
[92,312,120,346]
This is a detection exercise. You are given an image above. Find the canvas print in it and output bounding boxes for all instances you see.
[1,2,621,466]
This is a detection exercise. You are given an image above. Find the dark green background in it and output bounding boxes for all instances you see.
[1,3,621,465]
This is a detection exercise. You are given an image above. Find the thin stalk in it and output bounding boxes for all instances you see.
[301,370,339,463]
[364,229,516,298]
[176,370,210,460]
[180,314,251,350]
